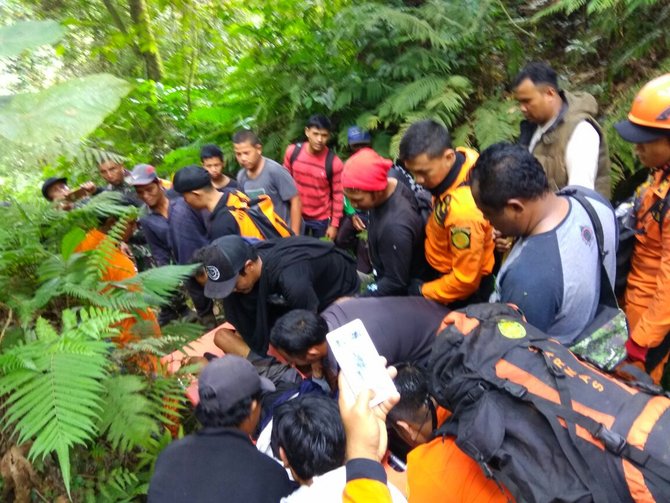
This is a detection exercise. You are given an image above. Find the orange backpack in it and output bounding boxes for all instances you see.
[225,190,293,240]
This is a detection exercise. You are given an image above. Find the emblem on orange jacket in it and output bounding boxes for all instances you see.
[433,195,450,226]
[451,226,471,249]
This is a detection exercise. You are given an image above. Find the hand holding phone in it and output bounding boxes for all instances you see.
[327,319,398,407]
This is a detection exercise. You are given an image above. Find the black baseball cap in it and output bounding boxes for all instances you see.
[173,165,211,193]
[198,355,275,412]
[203,235,255,299]
[41,177,67,200]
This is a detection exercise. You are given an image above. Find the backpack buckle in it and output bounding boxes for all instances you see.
[465,382,489,403]
[502,381,527,399]
[596,426,626,455]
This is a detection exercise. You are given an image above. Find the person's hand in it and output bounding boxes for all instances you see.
[325,225,338,240]
[338,366,400,462]
[333,295,353,305]
[493,229,513,254]
[352,215,366,232]
[625,337,648,363]
[119,242,132,257]
[80,181,97,195]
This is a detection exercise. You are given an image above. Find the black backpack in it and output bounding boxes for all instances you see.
[429,303,670,503]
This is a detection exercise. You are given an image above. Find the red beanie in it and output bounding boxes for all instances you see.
[342,148,393,191]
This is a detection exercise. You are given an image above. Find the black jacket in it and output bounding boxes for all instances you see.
[225,236,359,354]
[148,427,294,503]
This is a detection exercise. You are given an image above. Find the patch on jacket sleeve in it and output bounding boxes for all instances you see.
[451,226,471,249]
[433,195,450,226]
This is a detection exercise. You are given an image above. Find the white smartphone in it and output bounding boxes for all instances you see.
[326,318,397,407]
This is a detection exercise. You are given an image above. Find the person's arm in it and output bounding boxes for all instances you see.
[140,218,171,267]
[629,215,670,350]
[273,165,302,235]
[169,200,210,264]
[421,218,492,304]
[339,372,399,503]
[364,222,416,297]
[209,211,240,240]
[289,195,302,235]
[497,257,561,333]
[327,156,345,239]
[279,263,320,312]
[565,121,600,190]
[344,460,393,503]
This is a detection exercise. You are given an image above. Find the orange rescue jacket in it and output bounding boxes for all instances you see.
[422,147,495,304]
[624,169,670,350]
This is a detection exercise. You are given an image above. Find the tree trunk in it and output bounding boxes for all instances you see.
[128,0,164,82]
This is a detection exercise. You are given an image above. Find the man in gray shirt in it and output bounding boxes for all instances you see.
[234,129,302,235]
[470,143,616,345]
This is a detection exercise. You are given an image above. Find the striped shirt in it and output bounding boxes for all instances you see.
[283,144,344,228]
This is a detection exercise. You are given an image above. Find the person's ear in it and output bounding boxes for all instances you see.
[278,446,290,468]
[395,420,416,440]
[442,148,456,167]
[242,259,256,274]
[306,345,322,359]
[506,198,526,216]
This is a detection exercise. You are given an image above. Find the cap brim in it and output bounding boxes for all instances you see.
[258,375,276,393]
[126,176,156,186]
[204,274,238,299]
[614,120,669,144]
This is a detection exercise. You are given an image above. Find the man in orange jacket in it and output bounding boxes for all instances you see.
[386,364,513,503]
[398,120,494,305]
[614,74,670,383]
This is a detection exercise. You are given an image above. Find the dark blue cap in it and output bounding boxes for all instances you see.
[347,126,372,146]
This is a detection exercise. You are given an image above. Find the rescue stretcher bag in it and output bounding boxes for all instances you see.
[429,303,670,503]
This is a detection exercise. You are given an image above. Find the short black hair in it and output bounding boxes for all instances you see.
[269,310,329,356]
[387,363,431,424]
[195,391,261,428]
[232,129,262,146]
[271,394,345,481]
[470,142,549,211]
[399,120,452,161]
[200,144,224,161]
[513,62,559,91]
[306,114,332,131]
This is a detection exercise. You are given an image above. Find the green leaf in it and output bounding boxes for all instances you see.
[0,74,132,147]
[0,20,65,58]
[61,228,86,260]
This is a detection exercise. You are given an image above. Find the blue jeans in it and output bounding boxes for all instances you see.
[303,218,329,238]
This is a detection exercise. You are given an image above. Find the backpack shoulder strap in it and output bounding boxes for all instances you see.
[289,142,303,170]
[325,148,335,185]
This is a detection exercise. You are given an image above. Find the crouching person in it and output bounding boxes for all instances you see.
[272,393,406,502]
[148,355,295,503]
[388,363,513,503]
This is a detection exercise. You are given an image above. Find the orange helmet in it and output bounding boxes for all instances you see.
[615,74,670,143]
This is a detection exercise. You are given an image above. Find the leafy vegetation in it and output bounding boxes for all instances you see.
[1,0,669,499]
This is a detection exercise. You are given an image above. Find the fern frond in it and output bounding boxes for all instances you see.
[98,375,156,453]
[472,98,522,149]
[0,309,119,495]
[112,264,198,301]
[378,76,449,120]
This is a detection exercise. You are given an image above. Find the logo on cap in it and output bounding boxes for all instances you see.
[206,265,221,281]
